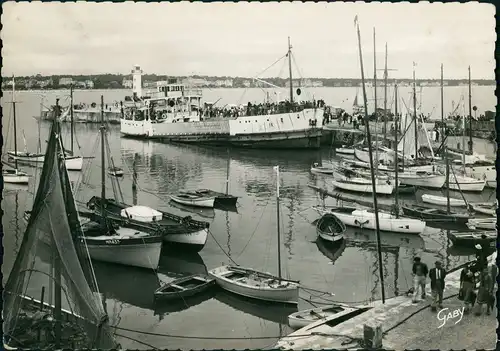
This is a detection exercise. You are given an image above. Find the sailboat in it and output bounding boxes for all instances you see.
[3,78,29,184]
[3,116,118,349]
[84,105,211,251]
[8,86,83,171]
[80,96,162,270]
[208,166,300,304]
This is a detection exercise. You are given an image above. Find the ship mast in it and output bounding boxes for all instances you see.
[468,66,473,153]
[288,37,294,104]
[355,16,385,303]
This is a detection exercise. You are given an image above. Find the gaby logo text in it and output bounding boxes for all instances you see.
[437,307,464,329]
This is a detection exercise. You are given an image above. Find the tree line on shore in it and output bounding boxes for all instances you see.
[2,73,495,90]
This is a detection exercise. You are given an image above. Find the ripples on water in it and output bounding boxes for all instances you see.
[1,89,496,349]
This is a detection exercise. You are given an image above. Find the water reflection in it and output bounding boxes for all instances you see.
[214,290,297,326]
[315,239,347,264]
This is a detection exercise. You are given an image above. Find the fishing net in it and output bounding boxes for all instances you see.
[3,120,118,349]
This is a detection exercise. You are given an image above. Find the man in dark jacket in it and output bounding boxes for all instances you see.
[429,261,446,311]
[412,257,429,303]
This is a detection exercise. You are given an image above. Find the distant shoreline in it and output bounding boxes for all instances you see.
[2,84,496,93]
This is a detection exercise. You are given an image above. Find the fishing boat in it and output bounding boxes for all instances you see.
[446,173,486,192]
[314,206,426,234]
[80,221,163,270]
[453,159,496,185]
[467,218,496,230]
[486,180,496,188]
[311,162,334,175]
[170,192,215,208]
[154,274,216,301]
[108,166,124,177]
[421,194,467,207]
[337,165,391,180]
[288,304,371,330]
[397,170,445,189]
[80,96,162,270]
[332,179,393,195]
[208,265,299,304]
[316,213,345,243]
[208,165,300,304]
[3,115,118,350]
[448,230,497,247]
[401,204,470,225]
[469,202,497,216]
[86,196,210,251]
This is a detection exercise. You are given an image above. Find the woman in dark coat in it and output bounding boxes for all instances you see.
[475,267,493,316]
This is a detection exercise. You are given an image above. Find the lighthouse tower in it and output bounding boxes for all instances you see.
[131,64,143,98]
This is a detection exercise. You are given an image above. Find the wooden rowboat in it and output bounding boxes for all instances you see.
[316,213,345,243]
[288,304,372,330]
[170,193,215,208]
[154,274,216,301]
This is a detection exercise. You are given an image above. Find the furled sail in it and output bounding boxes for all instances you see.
[3,119,117,349]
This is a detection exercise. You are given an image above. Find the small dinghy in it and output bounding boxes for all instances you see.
[467,217,496,230]
[332,179,393,195]
[402,204,470,225]
[469,202,497,216]
[316,213,345,243]
[448,230,497,247]
[154,274,216,301]
[421,194,467,207]
[108,166,124,177]
[208,265,300,305]
[311,163,334,175]
[288,304,370,330]
[170,193,215,208]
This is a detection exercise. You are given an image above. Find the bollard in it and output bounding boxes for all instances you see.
[363,323,383,349]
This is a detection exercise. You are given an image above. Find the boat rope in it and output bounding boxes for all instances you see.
[207,229,238,266]
[234,199,271,260]
[114,332,160,350]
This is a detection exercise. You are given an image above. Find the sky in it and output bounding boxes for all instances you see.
[1,1,496,79]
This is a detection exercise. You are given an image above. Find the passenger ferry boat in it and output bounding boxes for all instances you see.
[120,40,325,149]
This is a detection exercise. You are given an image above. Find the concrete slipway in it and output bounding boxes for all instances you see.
[274,252,497,350]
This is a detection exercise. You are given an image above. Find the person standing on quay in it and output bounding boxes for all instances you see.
[460,264,476,314]
[412,257,429,303]
[429,261,446,311]
[475,267,493,316]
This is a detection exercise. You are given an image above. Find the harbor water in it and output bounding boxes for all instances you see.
[2,88,496,349]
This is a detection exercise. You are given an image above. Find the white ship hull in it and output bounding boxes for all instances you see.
[332,179,393,195]
[447,175,486,192]
[316,207,426,234]
[8,152,83,171]
[65,156,84,171]
[170,195,215,208]
[398,172,445,189]
[81,230,162,270]
[421,194,467,207]
[120,109,324,149]
[464,165,496,183]
[163,228,208,251]
[3,170,29,184]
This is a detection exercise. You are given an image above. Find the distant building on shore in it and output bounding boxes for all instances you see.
[59,77,73,86]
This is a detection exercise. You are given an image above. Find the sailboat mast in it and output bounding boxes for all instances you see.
[288,37,294,104]
[53,99,62,348]
[100,96,106,225]
[373,28,379,174]
[383,42,388,140]
[355,18,385,304]
[413,64,418,160]
[12,77,18,170]
[445,146,451,214]
[226,148,230,195]
[394,84,399,217]
[468,66,473,153]
[275,166,282,280]
[132,153,138,206]
[440,64,444,142]
[70,84,74,154]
